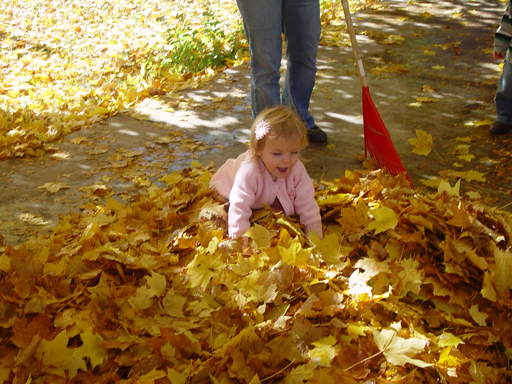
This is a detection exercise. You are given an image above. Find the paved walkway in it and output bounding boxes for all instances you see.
[0,0,510,245]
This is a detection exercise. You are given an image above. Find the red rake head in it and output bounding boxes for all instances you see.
[361,87,414,187]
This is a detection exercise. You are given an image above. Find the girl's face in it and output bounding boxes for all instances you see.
[257,136,301,181]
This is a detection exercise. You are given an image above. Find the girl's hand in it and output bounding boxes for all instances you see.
[243,236,249,248]
[494,51,505,60]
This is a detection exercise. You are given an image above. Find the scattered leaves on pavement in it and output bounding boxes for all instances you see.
[409,129,433,156]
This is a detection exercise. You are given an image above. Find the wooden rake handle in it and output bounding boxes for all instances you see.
[340,0,368,88]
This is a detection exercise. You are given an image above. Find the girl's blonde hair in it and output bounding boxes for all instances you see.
[248,106,308,155]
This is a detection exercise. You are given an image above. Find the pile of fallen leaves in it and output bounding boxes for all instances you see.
[1,164,511,383]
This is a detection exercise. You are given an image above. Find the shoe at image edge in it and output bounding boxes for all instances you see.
[489,121,512,134]
[307,125,328,143]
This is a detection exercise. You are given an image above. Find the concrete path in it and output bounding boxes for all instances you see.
[0,0,510,245]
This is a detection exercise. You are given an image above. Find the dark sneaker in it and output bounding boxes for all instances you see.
[307,125,328,143]
[489,121,512,134]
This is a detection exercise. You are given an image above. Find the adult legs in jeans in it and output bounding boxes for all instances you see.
[490,59,512,134]
[282,0,320,129]
[236,0,320,130]
[495,60,512,125]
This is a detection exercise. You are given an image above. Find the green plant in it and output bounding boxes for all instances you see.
[162,11,245,74]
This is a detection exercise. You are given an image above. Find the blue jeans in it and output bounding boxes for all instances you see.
[495,59,512,125]
[236,0,321,129]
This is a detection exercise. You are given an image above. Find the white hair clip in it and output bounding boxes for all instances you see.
[254,120,271,140]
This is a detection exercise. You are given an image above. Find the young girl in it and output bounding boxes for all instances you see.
[210,106,323,240]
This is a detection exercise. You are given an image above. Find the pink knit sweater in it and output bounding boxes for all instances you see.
[209,151,323,239]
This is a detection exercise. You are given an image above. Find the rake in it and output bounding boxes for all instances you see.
[340,0,413,187]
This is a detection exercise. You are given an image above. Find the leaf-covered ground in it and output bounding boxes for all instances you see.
[2,0,512,382]
[0,0,249,158]
[1,166,511,383]
[0,0,359,159]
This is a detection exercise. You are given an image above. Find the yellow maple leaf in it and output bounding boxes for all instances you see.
[258,283,278,303]
[464,118,494,127]
[438,332,464,347]
[74,327,108,368]
[130,286,155,310]
[78,184,112,197]
[186,251,218,291]
[437,179,460,197]
[310,232,344,264]
[0,254,11,272]
[445,170,486,182]
[438,346,463,368]
[494,246,512,294]
[419,177,441,189]
[347,323,369,339]
[92,106,110,116]
[167,368,187,384]
[469,305,488,326]
[481,271,497,302]
[19,213,48,225]
[451,144,470,155]
[198,169,211,188]
[81,213,116,227]
[415,96,438,103]
[245,223,271,249]
[38,182,70,193]
[367,206,398,234]
[372,327,431,367]
[163,289,187,317]
[284,362,317,384]
[248,374,261,384]
[275,217,304,238]
[43,258,66,276]
[71,136,87,144]
[147,271,167,297]
[381,34,405,45]
[408,215,434,231]
[466,191,481,199]
[316,192,352,206]
[350,257,391,298]
[371,66,389,76]
[0,366,9,384]
[159,172,183,186]
[134,367,167,384]
[50,152,71,160]
[396,258,423,297]
[408,129,433,156]
[62,355,88,379]
[279,238,310,266]
[421,85,437,93]
[458,154,474,162]
[336,200,371,236]
[35,330,76,370]
[308,335,339,367]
